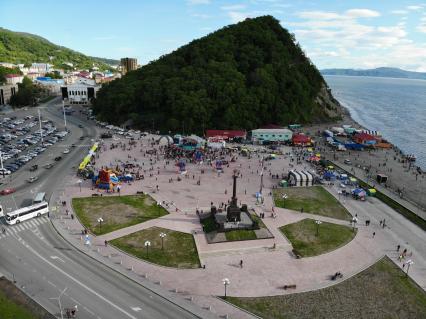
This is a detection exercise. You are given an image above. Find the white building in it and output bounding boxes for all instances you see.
[5,74,24,85]
[251,128,293,143]
[61,83,100,105]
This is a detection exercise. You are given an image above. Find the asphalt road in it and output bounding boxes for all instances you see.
[0,98,203,319]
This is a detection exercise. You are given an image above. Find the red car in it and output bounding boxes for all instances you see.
[0,188,16,195]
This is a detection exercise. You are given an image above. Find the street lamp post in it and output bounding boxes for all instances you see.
[159,232,166,250]
[37,108,44,145]
[315,220,322,236]
[62,100,67,130]
[97,217,104,233]
[282,194,288,208]
[49,287,67,319]
[77,179,82,192]
[405,259,414,277]
[144,240,151,256]
[352,216,358,232]
[222,278,230,299]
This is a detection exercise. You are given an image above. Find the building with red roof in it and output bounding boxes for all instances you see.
[5,74,24,85]
[292,133,311,146]
[205,130,246,139]
[353,132,377,145]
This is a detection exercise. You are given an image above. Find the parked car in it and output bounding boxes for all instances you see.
[0,188,16,195]
[63,149,70,154]
[54,156,62,161]
[29,164,38,171]
[0,168,11,175]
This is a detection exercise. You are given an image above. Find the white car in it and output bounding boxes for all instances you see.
[0,168,11,175]
[27,176,38,183]
[63,149,70,154]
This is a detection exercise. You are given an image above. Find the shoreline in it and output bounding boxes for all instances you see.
[304,101,426,213]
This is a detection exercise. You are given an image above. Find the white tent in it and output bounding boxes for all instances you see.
[157,135,173,146]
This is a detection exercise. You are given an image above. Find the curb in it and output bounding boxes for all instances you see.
[214,296,262,319]
[48,197,207,319]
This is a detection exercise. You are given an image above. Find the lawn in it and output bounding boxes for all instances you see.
[274,186,351,220]
[0,277,54,319]
[72,194,168,235]
[224,257,426,319]
[280,218,356,257]
[111,226,200,268]
[225,229,257,241]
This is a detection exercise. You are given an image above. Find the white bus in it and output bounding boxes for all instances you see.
[5,201,49,225]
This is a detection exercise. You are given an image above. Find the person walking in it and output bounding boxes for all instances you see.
[372,232,376,238]
[240,260,243,268]
[397,244,400,252]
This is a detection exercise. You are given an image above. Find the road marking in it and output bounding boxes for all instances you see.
[29,220,37,227]
[131,307,142,312]
[50,256,65,263]
[47,280,57,288]
[24,242,138,319]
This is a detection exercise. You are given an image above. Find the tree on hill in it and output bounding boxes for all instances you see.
[44,71,63,79]
[93,16,342,133]
[0,27,116,71]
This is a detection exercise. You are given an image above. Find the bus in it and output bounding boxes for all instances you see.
[5,202,49,225]
[33,192,46,204]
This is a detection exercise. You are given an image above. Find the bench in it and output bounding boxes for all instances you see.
[91,194,100,197]
[136,191,144,194]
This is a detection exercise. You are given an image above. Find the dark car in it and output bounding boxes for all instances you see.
[79,136,85,140]
[54,156,62,161]
[78,124,84,128]
[29,164,38,171]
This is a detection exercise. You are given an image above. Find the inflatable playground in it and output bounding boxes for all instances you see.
[92,168,134,191]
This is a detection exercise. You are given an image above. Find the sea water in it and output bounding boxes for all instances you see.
[324,75,426,170]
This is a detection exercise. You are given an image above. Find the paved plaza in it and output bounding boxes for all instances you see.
[51,134,426,318]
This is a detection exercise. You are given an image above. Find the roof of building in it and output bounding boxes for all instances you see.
[259,124,284,129]
[5,74,23,78]
[292,134,311,141]
[252,128,292,133]
[205,130,246,138]
[353,132,376,140]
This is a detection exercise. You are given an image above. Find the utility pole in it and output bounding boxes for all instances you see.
[0,150,3,170]
[37,108,43,145]
[62,100,67,130]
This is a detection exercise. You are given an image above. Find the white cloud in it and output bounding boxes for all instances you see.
[406,5,424,11]
[297,11,342,20]
[192,13,211,19]
[221,4,247,11]
[417,22,426,33]
[391,10,408,15]
[186,0,210,5]
[227,11,252,23]
[345,9,380,18]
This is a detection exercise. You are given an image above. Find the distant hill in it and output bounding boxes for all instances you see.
[93,16,343,133]
[0,28,119,70]
[321,67,426,80]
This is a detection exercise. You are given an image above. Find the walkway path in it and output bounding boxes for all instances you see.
[49,138,426,318]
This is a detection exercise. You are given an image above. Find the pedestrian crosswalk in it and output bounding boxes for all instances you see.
[0,216,49,239]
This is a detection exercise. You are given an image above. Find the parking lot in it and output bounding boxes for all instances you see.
[0,113,70,181]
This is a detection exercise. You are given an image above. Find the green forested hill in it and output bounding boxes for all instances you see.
[0,28,118,70]
[93,16,343,132]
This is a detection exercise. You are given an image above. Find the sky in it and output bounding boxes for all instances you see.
[1,0,426,71]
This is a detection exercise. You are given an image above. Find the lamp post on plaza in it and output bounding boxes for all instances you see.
[222,278,230,299]
[159,232,167,250]
[77,179,82,192]
[97,217,104,233]
[405,259,414,277]
[282,194,288,208]
[315,220,322,236]
[144,240,151,257]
